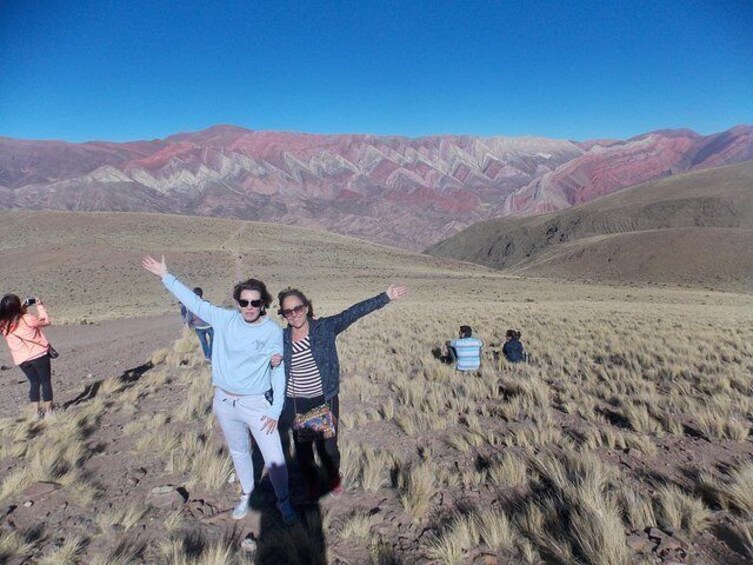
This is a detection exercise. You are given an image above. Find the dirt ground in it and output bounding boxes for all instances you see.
[0,314,181,417]
[0,300,752,563]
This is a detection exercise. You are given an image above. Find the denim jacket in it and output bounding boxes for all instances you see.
[282,292,390,401]
[503,339,525,363]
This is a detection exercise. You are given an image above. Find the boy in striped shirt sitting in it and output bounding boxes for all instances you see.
[447,325,483,372]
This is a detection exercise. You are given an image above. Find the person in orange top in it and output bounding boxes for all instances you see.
[0,294,55,419]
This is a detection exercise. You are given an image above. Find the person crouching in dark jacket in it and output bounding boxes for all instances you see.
[503,329,526,363]
[273,284,407,498]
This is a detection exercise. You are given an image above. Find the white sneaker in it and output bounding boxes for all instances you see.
[232,492,252,520]
[240,535,257,554]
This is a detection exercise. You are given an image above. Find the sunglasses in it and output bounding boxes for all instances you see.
[280,304,306,318]
[238,298,263,308]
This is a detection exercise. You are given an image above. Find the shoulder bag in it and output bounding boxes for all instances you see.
[291,381,336,442]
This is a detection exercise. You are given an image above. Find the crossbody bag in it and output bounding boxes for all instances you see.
[290,370,337,442]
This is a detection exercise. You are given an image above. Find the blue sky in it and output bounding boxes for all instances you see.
[1,0,751,142]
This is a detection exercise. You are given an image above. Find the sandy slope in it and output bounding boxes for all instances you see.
[0,314,180,416]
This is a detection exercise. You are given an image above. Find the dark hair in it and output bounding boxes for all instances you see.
[506,329,522,340]
[277,288,315,318]
[193,287,203,297]
[459,325,473,338]
[0,294,24,336]
[233,279,272,311]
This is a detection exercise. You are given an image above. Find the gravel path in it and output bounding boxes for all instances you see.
[0,313,181,416]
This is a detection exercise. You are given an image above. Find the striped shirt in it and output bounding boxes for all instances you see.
[449,337,484,371]
[287,336,324,398]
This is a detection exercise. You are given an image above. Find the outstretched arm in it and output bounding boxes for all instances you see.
[142,255,227,327]
[329,284,408,335]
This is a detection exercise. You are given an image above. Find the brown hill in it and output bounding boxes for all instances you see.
[427,161,753,290]
[0,209,495,324]
[515,228,753,289]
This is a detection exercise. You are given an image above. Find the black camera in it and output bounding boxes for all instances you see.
[23,297,36,307]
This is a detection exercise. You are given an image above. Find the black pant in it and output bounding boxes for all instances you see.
[281,395,341,487]
[19,354,53,402]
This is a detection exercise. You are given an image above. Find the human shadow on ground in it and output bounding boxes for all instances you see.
[246,429,327,564]
[62,380,103,409]
[62,361,153,409]
[119,361,154,384]
[598,407,632,430]
[709,523,753,565]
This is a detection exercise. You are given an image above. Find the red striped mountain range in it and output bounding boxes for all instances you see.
[1,124,751,249]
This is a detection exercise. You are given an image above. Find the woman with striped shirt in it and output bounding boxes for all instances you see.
[276,284,407,498]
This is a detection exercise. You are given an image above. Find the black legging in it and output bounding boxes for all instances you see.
[18,354,53,402]
[280,394,341,487]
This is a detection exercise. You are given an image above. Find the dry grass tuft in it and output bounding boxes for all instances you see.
[361,446,394,493]
[97,500,151,532]
[339,511,375,540]
[733,520,753,558]
[619,486,657,531]
[94,537,146,565]
[0,408,102,502]
[399,462,437,521]
[151,347,170,365]
[38,536,87,565]
[517,500,575,563]
[0,529,39,564]
[160,534,236,565]
[475,508,516,552]
[187,435,233,490]
[369,536,399,565]
[655,485,710,534]
[701,464,753,517]
[425,513,479,564]
[520,452,632,564]
[488,452,528,487]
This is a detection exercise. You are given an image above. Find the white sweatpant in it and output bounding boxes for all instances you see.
[213,388,289,502]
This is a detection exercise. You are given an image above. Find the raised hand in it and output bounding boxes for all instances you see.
[386,284,408,301]
[142,255,168,278]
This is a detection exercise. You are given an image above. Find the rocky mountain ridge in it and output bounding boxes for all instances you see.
[1,124,751,248]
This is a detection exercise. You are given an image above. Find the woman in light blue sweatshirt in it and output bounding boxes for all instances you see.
[142,255,296,524]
